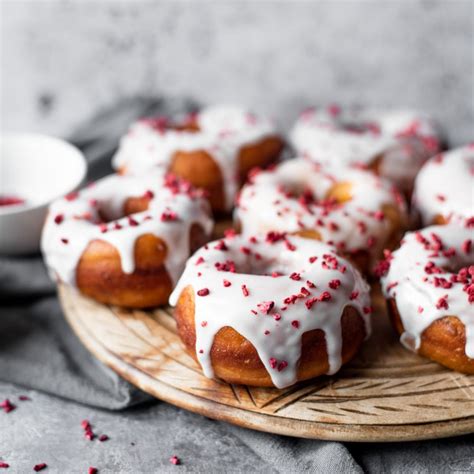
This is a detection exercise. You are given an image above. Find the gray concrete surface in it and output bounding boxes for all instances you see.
[0,382,270,473]
[2,381,474,473]
[1,1,473,144]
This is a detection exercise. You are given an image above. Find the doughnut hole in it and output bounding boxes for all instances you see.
[174,285,368,386]
[76,187,208,307]
[325,182,406,272]
[325,181,353,204]
[387,299,474,374]
[76,223,207,308]
[294,229,322,241]
[433,214,449,225]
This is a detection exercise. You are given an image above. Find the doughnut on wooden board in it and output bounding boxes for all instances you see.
[59,281,474,442]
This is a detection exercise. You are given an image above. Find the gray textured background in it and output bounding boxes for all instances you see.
[1,0,473,144]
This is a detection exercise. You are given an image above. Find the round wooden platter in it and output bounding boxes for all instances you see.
[59,283,474,442]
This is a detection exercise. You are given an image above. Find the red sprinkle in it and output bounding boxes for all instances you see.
[418,306,424,313]
[224,228,237,238]
[223,279,231,287]
[319,291,332,302]
[289,272,301,281]
[88,468,98,474]
[436,295,449,310]
[374,258,391,277]
[328,279,341,289]
[214,240,228,251]
[0,399,16,413]
[144,190,154,199]
[65,191,79,201]
[54,214,64,225]
[60,238,69,245]
[169,456,180,466]
[278,361,288,372]
[291,320,300,329]
[363,306,373,314]
[0,462,9,468]
[195,256,205,265]
[19,395,31,401]
[257,301,275,314]
[98,434,109,442]
[161,210,178,222]
[197,288,210,297]
[241,285,249,297]
[269,358,277,369]
[33,464,47,472]
[462,239,472,254]
[350,291,359,300]
[305,297,318,309]
[128,216,139,226]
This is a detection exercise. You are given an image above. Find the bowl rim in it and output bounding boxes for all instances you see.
[0,132,88,217]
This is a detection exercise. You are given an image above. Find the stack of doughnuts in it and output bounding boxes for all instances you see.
[113,105,284,213]
[41,102,472,387]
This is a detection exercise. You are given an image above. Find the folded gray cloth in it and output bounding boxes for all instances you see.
[1,97,472,473]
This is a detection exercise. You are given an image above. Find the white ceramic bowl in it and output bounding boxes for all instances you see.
[0,133,87,255]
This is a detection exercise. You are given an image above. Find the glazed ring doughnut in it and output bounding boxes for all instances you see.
[412,145,474,226]
[41,170,213,308]
[290,106,442,194]
[170,232,371,388]
[235,158,407,275]
[380,224,474,373]
[112,105,284,213]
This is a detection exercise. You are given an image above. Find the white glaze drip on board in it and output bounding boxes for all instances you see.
[381,224,474,358]
[112,105,277,210]
[169,234,371,388]
[412,145,474,225]
[41,170,213,287]
[235,158,406,266]
[290,106,441,191]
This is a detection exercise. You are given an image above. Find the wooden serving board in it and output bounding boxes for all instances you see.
[59,283,474,442]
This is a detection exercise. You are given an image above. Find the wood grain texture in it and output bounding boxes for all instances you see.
[59,283,474,442]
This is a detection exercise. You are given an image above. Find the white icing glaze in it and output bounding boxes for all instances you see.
[290,106,441,191]
[235,158,406,266]
[112,105,277,210]
[41,170,213,287]
[169,234,371,388]
[381,224,474,358]
[412,145,474,226]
